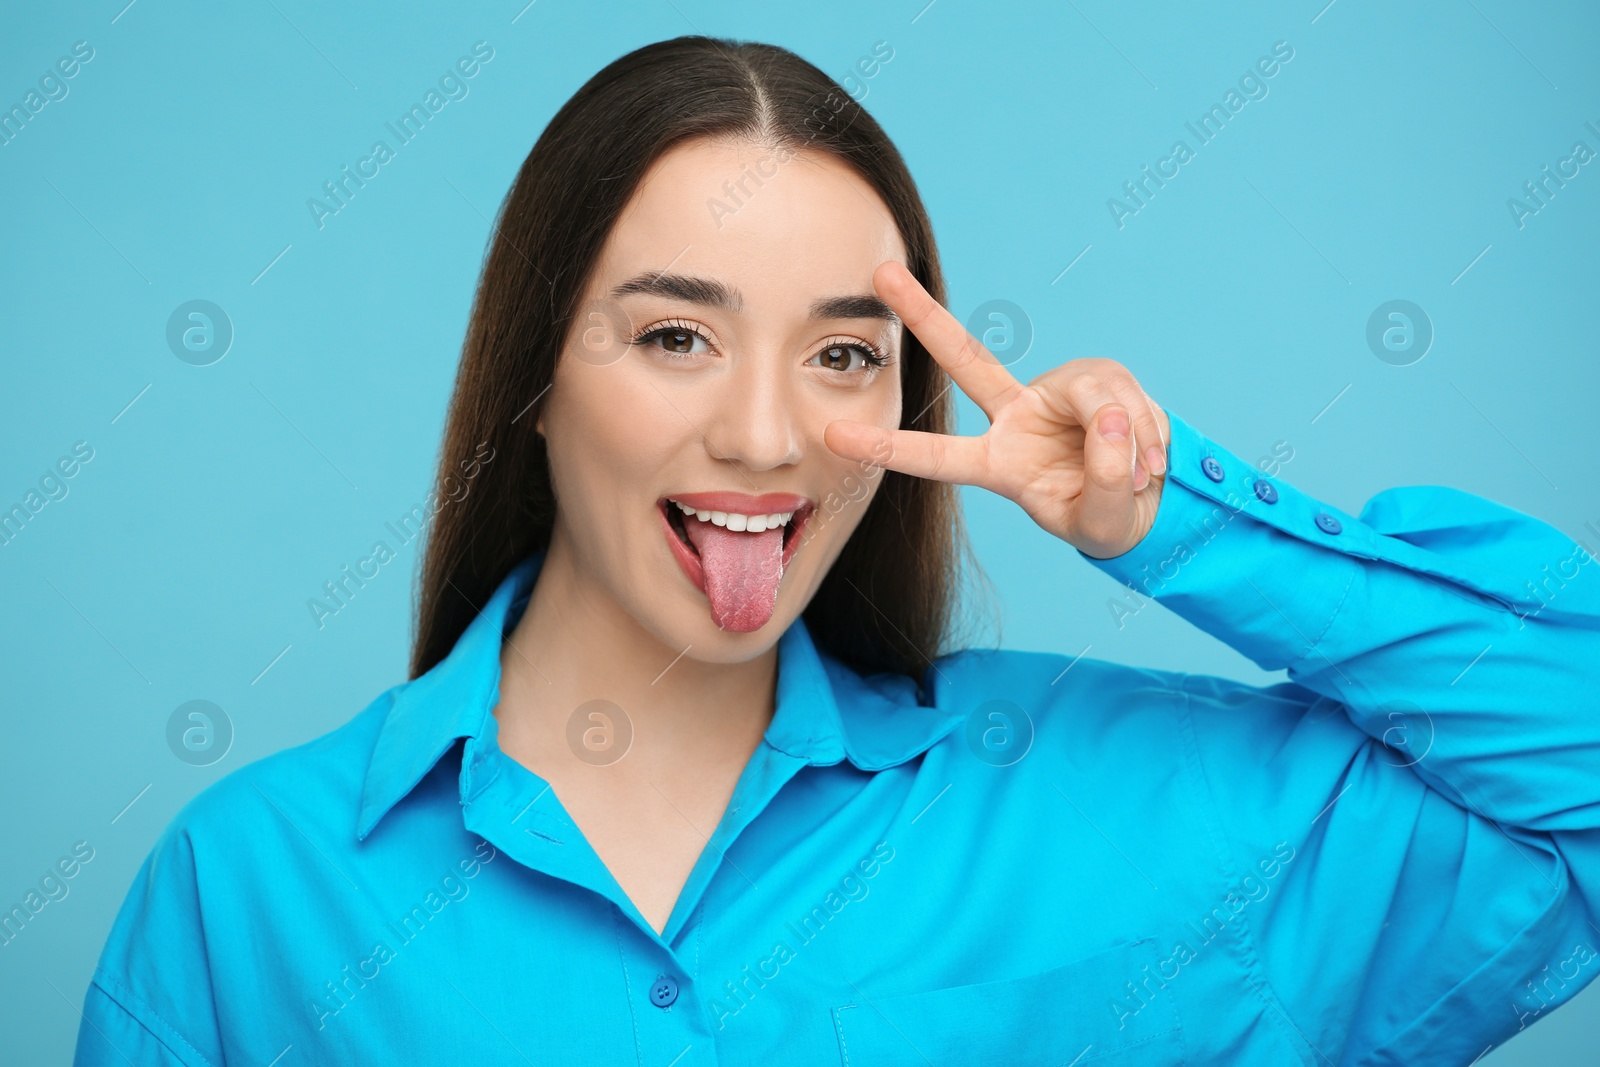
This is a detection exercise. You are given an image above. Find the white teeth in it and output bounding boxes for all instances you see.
[668,501,799,532]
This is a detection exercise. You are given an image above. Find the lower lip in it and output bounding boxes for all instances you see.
[658,502,813,599]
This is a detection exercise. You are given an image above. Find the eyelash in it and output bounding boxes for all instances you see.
[626,318,890,369]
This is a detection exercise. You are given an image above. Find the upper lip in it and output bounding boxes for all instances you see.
[664,491,813,515]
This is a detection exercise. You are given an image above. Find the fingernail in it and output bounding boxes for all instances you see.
[1099,409,1129,441]
[1145,445,1166,476]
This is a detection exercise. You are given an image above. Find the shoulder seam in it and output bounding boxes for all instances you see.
[89,969,217,1067]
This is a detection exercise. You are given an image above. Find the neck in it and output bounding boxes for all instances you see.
[494,524,778,781]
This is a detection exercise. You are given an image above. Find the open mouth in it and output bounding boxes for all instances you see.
[657,492,814,632]
[662,499,812,561]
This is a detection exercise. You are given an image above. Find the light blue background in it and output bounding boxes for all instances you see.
[3,0,1597,1062]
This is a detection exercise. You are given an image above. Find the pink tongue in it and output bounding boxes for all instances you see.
[682,520,785,632]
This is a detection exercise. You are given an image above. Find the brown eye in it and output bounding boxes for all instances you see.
[809,343,881,374]
[630,324,710,359]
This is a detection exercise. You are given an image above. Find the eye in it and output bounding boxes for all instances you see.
[629,320,712,359]
[809,342,887,375]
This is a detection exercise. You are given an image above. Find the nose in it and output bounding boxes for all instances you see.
[701,351,805,473]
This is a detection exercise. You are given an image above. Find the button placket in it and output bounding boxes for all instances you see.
[610,907,707,1061]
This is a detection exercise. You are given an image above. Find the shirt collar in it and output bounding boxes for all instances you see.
[356,551,965,840]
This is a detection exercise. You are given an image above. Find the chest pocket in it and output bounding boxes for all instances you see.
[830,937,1184,1066]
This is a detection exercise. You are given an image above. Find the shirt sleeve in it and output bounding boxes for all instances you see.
[73,817,225,1067]
[1080,409,1600,1066]
[74,972,213,1067]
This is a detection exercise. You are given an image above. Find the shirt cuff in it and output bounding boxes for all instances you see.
[1076,409,1364,674]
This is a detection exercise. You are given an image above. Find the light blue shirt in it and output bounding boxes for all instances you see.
[74,410,1600,1066]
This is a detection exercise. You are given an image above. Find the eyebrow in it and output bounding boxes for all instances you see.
[608,271,899,324]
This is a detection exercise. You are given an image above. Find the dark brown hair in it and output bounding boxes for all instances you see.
[409,35,972,683]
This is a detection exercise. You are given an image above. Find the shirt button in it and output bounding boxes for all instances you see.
[1201,456,1225,482]
[1252,479,1278,504]
[1315,512,1343,535]
[649,975,679,1008]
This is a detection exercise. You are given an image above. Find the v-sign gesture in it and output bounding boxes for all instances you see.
[825,261,1172,560]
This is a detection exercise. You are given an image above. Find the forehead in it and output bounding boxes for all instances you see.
[591,136,907,311]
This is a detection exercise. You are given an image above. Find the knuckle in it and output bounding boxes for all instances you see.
[1077,356,1124,379]
[1091,443,1131,487]
[1067,374,1107,405]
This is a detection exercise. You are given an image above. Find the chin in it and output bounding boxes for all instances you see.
[675,623,791,664]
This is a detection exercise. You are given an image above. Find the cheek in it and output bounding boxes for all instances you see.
[837,376,901,482]
[793,446,888,571]
[850,371,902,431]
[541,403,624,545]
[545,362,685,503]
[794,376,900,538]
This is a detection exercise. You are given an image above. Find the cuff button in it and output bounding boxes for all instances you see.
[1314,512,1343,535]
[1201,456,1225,482]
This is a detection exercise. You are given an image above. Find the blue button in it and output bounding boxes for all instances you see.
[1315,512,1342,535]
[1201,456,1224,482]
[649,975,679,1008]
[1252,479,1278,504]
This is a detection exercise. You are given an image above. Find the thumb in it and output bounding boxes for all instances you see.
[1078,403,1139,550]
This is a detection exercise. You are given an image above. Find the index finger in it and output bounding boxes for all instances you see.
[824,419,992,490]
[875,261,1021,421]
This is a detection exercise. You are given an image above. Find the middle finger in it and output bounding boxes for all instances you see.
[874,260,1022,422]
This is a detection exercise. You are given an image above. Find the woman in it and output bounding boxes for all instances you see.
[76,36,1598,1066]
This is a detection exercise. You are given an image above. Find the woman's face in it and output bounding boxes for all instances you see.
[536,135,908,663]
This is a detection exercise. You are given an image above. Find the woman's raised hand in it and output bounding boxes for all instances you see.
[824,261,1171,560]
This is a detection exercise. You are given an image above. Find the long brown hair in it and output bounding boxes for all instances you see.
[410,35,973,683]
